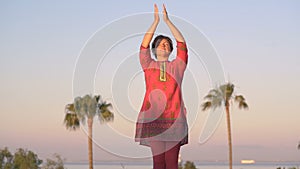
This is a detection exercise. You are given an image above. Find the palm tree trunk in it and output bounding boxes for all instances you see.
[225,101,233,169]
[88,117,94,169]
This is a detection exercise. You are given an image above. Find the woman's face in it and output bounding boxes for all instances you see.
[156,39,171,59]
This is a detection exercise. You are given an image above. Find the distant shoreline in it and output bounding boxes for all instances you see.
[64,161,300,166]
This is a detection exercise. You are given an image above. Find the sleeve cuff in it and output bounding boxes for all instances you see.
[140,45,150,50]
[177,41,187,51]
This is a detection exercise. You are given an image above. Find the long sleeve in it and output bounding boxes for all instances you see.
[176,41,188,63]
[139,45,154,71]
[174,41,188,74]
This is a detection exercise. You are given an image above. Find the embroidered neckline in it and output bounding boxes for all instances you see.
[159,62,167,82]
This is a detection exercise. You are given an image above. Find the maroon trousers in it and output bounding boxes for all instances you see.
[150,141,181,169]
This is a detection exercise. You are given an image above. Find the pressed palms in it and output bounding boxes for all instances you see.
[64,94,113,169]
[202,83,248,169]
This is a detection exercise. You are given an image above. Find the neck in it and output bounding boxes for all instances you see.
[157,56,168,61]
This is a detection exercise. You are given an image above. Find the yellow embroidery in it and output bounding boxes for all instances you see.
[145,101,151,109]
[163,84,167,91]
[152,83,156,89]
[175,102,179,109]
[171,111,175,118]
[178,46,187,51]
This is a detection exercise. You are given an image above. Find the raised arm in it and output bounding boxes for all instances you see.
[141,4,160,48]
[163,4,185,43]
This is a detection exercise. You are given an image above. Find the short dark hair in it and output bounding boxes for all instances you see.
[151,35,173,58]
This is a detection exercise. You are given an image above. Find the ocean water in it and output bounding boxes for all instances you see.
[64,163,300,169]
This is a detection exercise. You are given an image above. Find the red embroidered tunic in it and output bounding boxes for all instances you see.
[135,41,188,146]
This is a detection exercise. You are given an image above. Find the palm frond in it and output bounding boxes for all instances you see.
[99,110,114,123]
[99,102,112,110]
[87,96,98,118]
[64,103,80,130]
[204,94,215,100]
[202,82,250,112]
[82,94,91,114]
[64,113,80,130]
[201,101,212,111]
[98,101,114,123]
[95,95,101,102]
[235,95,245,102]
[208,89,219,95]
[238,101,249,110]
[74,96,81,112]
[74,95,89,122]
[65,94,114,127]
[202,85,224,111]
[220,83,234,100]
[212,96,223,108]
[65,104,75,114]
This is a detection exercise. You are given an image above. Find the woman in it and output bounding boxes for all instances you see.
[135,4,188,169]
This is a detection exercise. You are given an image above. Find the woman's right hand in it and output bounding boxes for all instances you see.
[154,4,160,23]
[141,4,160,48]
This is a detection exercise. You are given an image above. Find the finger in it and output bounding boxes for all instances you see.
[162,4,168,15]
[154,4,158,12]
[163,4,166,12]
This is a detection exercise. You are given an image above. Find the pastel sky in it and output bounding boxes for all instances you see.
[1,0,300,163]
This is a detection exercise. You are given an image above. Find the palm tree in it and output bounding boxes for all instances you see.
[201,83,248,169]
[64,94,114,169]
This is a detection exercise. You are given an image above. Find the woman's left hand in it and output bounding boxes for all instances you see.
[163,4,170,22]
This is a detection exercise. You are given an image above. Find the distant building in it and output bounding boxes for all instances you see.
[241,160,255,164]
